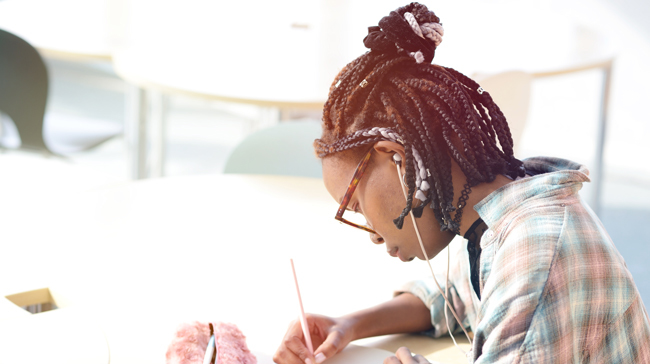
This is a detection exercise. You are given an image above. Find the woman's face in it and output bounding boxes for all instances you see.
[322,142,456,262]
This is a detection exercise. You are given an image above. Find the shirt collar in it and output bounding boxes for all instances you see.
[473,157,590,229]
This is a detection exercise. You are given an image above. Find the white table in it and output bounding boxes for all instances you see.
[0,0,113,61]
[0,174,469,363]
[112,0,356,179]
[1,0,615,187]
[111,0,617,183]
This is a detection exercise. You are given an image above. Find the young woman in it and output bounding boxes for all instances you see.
[273,3,650,363]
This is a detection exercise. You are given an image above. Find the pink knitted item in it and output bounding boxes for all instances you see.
[166,321,257,364]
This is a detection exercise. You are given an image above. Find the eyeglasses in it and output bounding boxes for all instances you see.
[335,148,377,235]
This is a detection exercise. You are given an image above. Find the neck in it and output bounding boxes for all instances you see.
[456,174,513,236]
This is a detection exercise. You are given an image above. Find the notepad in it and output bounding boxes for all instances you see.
[254,344,394,364]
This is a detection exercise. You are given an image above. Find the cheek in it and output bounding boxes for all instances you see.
[418,209,455,256]
[362,176,406,236]
[365,181,455,259]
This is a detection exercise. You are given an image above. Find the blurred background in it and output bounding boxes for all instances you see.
[1,0,649,303]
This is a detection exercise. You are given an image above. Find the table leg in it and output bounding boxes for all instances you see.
[125,85,167,179]
[0,112,4,141]
[126,85,148,179]
[148,89,167,178]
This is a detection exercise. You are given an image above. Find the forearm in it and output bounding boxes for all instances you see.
[342,292,432,341]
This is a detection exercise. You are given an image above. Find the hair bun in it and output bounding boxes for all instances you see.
[363,2,442,64]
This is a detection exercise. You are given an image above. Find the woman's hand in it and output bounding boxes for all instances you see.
[273,313,355,364]
[273,294,434,364]
[383,347,434,364]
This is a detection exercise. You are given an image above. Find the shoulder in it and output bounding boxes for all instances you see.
[484,195,628,300]
[480,197,566,302]
[478,198,645,360]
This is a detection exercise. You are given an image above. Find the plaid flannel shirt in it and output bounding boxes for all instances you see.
[399,157,650,363]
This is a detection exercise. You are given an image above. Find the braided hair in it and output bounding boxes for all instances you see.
[315,2,525,234]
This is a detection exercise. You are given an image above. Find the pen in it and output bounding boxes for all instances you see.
[290,258,314,355]
[203,334,215,364]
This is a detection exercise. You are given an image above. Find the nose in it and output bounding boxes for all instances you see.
[370,232,384,245]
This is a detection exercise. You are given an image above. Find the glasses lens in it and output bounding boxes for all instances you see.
[344,212,370,229]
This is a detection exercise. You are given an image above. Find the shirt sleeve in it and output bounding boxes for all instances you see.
[394,236,479,338]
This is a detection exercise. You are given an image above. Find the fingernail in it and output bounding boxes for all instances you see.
[315,353,326,363]
[305,358,313,364]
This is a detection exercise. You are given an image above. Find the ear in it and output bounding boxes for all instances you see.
[373,141,406,166]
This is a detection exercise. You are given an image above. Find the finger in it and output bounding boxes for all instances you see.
[273,346,307,364]
[383,355,403,364]
[412,354,430,364]
[395,347,418,364]
[284,335,315,364]
[313,330,344,363]
[284,319,303,336]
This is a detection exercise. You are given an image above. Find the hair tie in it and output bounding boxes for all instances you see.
[367,9,437,63]
[404,12,425,39]
[420,23,444,47]
[403,12,444,59]
[409,51,425,64]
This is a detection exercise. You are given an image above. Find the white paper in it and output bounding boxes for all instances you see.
[254,344,394,364]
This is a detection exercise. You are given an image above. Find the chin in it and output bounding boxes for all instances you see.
[416,250,437,261]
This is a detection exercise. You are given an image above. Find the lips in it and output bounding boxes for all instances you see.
[388,247,412,262]
[397,251,410,262]
[387,244,417,262]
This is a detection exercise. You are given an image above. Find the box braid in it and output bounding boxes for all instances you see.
[315,2,525,234]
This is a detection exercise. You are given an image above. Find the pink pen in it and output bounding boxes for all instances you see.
[290,259,314,355]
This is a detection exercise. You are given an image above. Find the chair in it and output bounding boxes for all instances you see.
[0,28,122,155]
[474,59,614,215]
[223,120,323,178]
[530,59,614,216]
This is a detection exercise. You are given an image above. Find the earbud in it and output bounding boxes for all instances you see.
[392,153,402,164]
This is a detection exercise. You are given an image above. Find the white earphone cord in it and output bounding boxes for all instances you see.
[395,161,473,353]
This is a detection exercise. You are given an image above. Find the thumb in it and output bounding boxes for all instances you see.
[313,330,346,364]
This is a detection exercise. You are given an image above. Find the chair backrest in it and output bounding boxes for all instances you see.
[530,59,613,217]
[0,28,50,152]
[474,61,612,216]
[473,71,533,155]
[223,120,323,178]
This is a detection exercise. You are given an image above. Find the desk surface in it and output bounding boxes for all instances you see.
[0,174,469,363]
[0,308,109,364]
